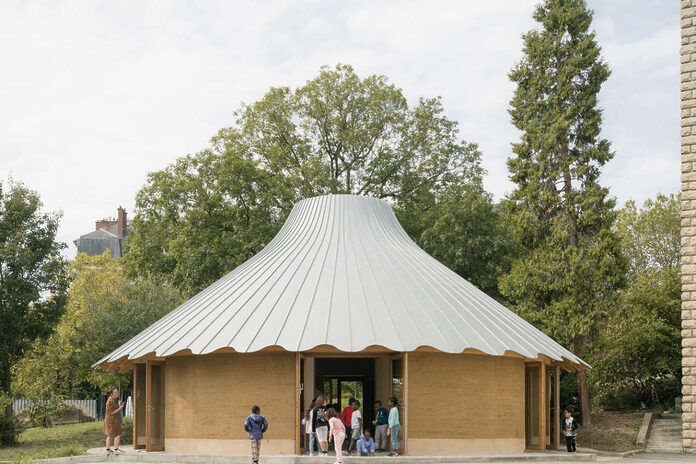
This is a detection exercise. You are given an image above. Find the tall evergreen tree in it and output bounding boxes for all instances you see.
[501,0,625,426]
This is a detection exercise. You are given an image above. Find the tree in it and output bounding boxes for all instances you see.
[0,179,67,403]
[500,0,625,425]
[400,185,513,300]
[590,195,681,408]
[12,252,183,394]
[124,64,483,296]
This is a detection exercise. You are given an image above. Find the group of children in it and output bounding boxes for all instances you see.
[303,395,401,463]
[244,403,577,463]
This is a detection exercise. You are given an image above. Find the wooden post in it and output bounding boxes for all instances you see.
[133,366,137,449]
[539,362,547,450]
[555,365,561,450]
[295,353,301,455]
[145,361,151,451]
[403,352,408,455]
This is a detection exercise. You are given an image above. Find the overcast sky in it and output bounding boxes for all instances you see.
[0,0,678,257]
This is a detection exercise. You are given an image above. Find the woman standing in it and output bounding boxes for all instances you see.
[312,394,329,457]
[387,396,400,457]
[104,386,125,454]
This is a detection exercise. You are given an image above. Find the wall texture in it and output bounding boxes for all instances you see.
[164,352,296,454]
[407,352,525,454]
[683,0,696,453]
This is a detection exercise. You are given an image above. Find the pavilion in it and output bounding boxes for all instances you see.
[95,194,586,455]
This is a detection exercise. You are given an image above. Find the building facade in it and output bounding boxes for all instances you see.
[682,0,696,453]
[73,206,132,258]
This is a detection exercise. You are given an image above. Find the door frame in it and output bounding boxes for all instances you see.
[133,364,146,449]
[525,361,560,451]
[146,360,165,452]
[389,353,407,455]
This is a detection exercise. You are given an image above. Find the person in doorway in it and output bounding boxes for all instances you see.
[327,408,346,464]
[302,398,317,456]
[104,386,125,455]
[357,430,376,456]
[347,399,362,455]
[244,405,268,464]
[340,397,355,449]
[373,400,389,452]
[387,396,400,457]
[563,408,578,453]
[312,395,330,457]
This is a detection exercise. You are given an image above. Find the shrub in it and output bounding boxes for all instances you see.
[0,392,22,445]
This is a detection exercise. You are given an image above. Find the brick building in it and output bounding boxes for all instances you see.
[73,206,132,258]
[682,0,696,453]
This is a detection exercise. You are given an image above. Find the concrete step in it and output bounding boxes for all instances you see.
[645,447,684,453]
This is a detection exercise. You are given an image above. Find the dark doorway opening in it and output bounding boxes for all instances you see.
[315,358,375,428]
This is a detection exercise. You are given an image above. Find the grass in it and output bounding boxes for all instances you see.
[577,410,644,453]
[0,420,132,462]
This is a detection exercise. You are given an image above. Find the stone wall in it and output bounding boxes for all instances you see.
[682,0,696,453]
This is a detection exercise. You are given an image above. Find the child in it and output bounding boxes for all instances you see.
[357,430,376,456]
[312,395,330,457]
[327,408,346,464]
[340,398,355,448]
[244,405,268,464]
[302,398,317,455]
[387,397,400,457]
[563,408,577,453]
[372,400,389,452]
[347,399,362,455]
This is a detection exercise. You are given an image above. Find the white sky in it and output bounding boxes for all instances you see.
[0,0,678,258]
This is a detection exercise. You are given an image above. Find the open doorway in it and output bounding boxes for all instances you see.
[300,355,405,454]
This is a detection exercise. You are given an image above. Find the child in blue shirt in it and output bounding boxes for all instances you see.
[357,430,376,456]
[244,405,268,464]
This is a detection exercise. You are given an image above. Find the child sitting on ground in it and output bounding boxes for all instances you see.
[357,430,376,456]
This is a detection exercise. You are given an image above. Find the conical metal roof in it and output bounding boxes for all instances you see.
[97,194,586,368]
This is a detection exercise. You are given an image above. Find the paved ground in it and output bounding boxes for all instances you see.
[79,448,696,464]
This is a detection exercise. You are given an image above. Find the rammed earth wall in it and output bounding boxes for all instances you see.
[682,0,696,453]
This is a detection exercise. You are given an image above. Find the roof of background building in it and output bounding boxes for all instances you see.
[73,222,132,258]
[96,194,586,369]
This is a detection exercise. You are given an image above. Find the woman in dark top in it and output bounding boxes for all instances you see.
[312,394,329,456]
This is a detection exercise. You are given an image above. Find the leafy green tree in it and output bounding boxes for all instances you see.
[500,0,625,425]
[125,64,483,296]
[0,179,68,405]
[12,252,183,394]
[399,185,512,300]
[590,195,681,408]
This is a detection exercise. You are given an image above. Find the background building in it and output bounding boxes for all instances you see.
[73,206,131,258]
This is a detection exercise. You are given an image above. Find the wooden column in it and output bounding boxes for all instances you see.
[555,365,561,450]
[295,353,301,455]
[539,362,547,450]
[403,352,408,455]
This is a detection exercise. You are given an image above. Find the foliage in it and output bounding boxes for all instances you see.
[501,0,625,422]
[124,64,483,296]
[0,392,22,445]
[21,392,63,428]
[404,185,513,299]
[12,252,183,393]
[0,420,132,461]
[0,179,68,398]
[590,195,681,409]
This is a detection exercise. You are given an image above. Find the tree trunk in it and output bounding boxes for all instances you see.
[574,335,592,426]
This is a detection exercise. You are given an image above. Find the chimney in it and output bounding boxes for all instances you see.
[117,207,128,237]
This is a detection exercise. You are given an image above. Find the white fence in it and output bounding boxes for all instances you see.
[12,398,98,419]
[13,396,133,421]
